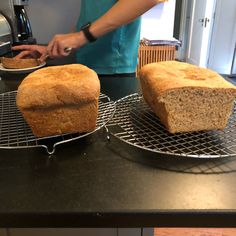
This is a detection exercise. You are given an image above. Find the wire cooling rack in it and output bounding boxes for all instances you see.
[107,93,236,159]
[0,91,115,155]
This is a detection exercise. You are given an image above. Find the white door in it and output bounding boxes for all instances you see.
[207,0,236,75]
[186,0,216,67]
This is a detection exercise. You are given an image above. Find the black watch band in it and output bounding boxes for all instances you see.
[80,22,97,43]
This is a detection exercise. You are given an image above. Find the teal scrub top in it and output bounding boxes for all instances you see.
[76,0,141,74]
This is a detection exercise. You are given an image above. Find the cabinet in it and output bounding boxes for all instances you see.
[3,228,154,236]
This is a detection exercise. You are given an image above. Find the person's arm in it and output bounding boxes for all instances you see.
[47,0,162,58]
[89,0,162,38]
[13,0,162,60]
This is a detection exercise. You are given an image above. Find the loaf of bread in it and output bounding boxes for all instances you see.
[1,57,40,69]
[139,61,236,133]
[16,64,100,137]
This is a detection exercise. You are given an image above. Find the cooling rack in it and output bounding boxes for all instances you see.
[107,93,236,159]
[0,91,115,155]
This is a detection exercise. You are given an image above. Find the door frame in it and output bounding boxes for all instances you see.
[230,13,236,75]
[178,0,216,66]
[177,0,190,61]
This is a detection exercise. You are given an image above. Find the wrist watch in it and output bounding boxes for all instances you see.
[80,22,97,43]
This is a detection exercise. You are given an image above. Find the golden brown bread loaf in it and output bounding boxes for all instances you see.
[139,61,236,133]
[16,64,100,137]
[1,57,40,69]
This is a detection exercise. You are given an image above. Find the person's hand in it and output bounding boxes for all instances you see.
[12,45,47,62]
[47,32,88,58]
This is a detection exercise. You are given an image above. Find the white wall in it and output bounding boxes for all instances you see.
[140,0,176,40]
[27,0,176,44]
[26,0,81,44]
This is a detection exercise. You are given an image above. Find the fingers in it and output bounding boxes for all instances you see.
[12,45,35,51]
[12,41,73,59]
[58,45,66,56]
[47,35,59,57]
[12,45,47,60]
[39,52,49,63]
[47,35,73,58]
[14,50,32,59]
[48,40,64,57]
[52,42,60,57]
[47,38,55,58]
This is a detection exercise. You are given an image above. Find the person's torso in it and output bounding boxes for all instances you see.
[76,0,141,74]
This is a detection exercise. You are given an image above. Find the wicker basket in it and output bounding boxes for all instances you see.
[136,44,176,75]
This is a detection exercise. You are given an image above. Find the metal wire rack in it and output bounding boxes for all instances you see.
[0,91,115,155]
[107,93,236,159]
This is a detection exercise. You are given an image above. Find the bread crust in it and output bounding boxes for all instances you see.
[17,64,100,108]
[139,61,236,133]
[1,57,40,69]
[16,64,100,137]
[139,61,236,95]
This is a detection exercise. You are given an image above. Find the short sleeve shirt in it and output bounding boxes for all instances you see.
[76,0,141,74]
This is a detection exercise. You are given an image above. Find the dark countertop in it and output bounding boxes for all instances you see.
[1,68,236,228]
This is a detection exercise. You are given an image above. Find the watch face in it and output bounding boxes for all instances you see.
[81,22,91,30]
